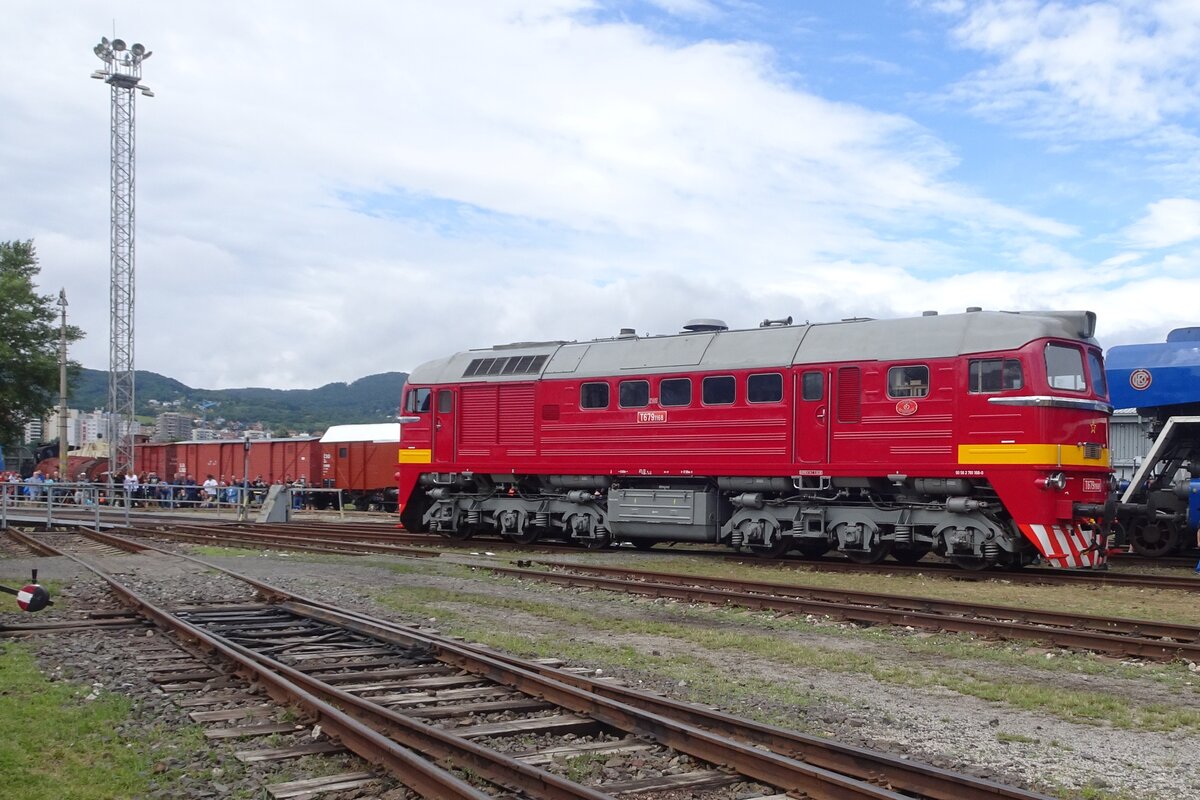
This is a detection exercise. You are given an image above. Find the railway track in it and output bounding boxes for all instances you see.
[183,523,1200,593]
[5,526,1056,800]
[492,561,1200,662]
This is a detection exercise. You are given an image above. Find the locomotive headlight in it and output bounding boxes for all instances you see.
[1034,471,1067,492]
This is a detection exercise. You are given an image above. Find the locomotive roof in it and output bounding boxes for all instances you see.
[406,310,1098,384]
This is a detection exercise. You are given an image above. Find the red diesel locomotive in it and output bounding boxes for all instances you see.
[395,310,1113,569]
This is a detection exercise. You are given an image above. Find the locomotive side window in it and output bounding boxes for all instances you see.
[702,375,735,405]
[437,390,453,413]
[1087,350,1108,396]
[1045,344,1086,391]
[969,358,1023,393]
[580,382,610,409]
[801,371,823,401]
[619,380,650,408]
[747,373,783,403]
[660,378,691,407]
[887,365,929,398]
[404,388,431,413]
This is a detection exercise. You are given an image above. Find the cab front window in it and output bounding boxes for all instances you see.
[1087,350,1108,397]
[1045,344,1087,392]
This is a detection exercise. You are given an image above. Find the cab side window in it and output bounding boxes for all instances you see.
[887,365,929,398]
[404,387,432,413]
[969,358,1023,393]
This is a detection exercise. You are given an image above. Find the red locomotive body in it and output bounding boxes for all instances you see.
[395,310,1112,569]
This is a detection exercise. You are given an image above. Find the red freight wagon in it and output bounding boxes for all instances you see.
[320,424,401,510]
[396,310,1113,570]
[172,438,321,485]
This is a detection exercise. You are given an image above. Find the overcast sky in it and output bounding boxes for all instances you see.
[4,0,1199,390]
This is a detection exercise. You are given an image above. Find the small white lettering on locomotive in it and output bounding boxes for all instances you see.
[637,411,667,423]
[1082,478,1103,493]
[954,469,985,477]
[796,469,824,476]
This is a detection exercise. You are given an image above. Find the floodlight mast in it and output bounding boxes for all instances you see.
[91,37,153,483]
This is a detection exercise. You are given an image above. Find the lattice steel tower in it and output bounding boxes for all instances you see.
[91,37,153,480]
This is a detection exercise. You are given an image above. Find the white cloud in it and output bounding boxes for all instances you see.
[948,0,1200,139]
[1124,198,1200,248]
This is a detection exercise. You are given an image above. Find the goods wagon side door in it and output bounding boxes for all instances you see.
[795,368,830,464]
[433,388,457,463]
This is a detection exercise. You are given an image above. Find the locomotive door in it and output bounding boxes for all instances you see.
[795,369,830,463]
[433,389,457,463]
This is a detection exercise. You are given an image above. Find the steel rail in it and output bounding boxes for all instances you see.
[526,561,1200,643]
[490,565,1200,662]
[719,555,1200,593]
[21,535,610,800]
[108,523,438,558]
[81,528,1053,800]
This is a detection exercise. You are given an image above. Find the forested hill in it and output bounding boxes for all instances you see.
[71,368,409,433]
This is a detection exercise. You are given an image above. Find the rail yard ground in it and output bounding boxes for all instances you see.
[2,538,1199,799]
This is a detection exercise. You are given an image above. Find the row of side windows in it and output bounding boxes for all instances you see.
[404,358,1032,413]
[581,373,784,410]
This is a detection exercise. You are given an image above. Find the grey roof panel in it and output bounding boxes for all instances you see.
[405,310,1098,385]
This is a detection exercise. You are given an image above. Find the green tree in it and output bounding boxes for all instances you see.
[0,241,84,446]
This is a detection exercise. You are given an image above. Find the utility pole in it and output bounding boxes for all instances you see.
[91,36,153,483]
[57,289,68,477]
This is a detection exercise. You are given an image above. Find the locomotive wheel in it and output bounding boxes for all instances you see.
[891,547,930,565]
[442,526,475,541]
[630,539,658,550]
[504,528,541,545]
[843,543,890,564]
[1129,521,1180,558]
[581,535,612,550]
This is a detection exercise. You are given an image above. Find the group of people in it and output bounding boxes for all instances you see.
[116,472,311,509]
[1,469,312,510]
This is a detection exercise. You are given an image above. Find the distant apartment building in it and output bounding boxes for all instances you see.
[22,419,43,444]
[154,412,193,442]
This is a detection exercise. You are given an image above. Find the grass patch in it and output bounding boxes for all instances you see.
[190,545,266,558]
[0,641,205,799]
[375,575,1200,732]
